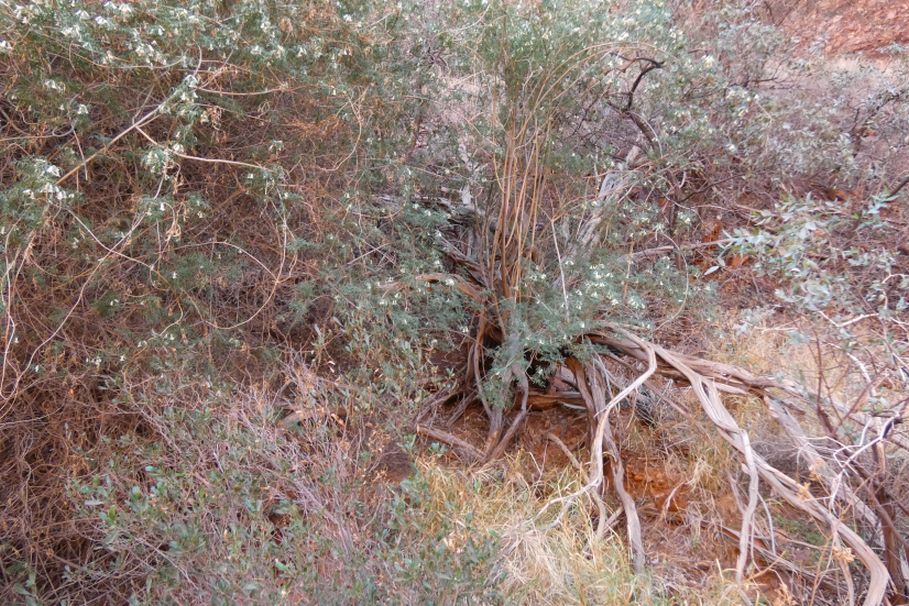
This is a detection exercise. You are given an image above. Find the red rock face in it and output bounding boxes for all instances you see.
[781,0,909,57]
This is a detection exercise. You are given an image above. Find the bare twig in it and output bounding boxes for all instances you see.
[415,424,483,463]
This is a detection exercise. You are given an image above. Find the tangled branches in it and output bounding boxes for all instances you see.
[405,32,901,600]
[417,254,894,603]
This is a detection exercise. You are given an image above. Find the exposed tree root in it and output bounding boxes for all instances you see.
[575,325,888,605]
[395,265,893,603]
[415,424,483,463]
[385,97,897,599]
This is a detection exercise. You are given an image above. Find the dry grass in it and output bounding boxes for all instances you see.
[413,457,647,605]
[413,453,789,605]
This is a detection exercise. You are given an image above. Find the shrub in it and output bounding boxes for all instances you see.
[3,0,908,602]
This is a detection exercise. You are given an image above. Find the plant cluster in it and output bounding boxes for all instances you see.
[2,0,908,603]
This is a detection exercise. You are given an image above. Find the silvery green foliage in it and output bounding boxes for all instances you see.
[3,0,907,601]
[731,192,906,318]
[729,190,906,419]
[1,0,420,363]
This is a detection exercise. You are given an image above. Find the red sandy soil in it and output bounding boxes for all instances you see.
[782,0,909,57]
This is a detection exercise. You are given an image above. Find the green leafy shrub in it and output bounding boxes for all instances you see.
[1,0,425,600]
[3,0,908,602]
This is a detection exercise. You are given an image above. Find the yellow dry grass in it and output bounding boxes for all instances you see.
[414,455,773,605]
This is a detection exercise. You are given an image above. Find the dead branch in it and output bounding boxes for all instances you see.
[415,424,483,463]
[597,329,889,606]
[435,309,892,602]
[566,341,654,574]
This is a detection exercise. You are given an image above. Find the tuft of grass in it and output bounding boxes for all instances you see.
[410,458,649,605]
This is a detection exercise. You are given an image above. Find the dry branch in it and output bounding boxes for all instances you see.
[433,305,892,603]
[592,327,890,606]
[415,424,484,463]
[577,356,649,574]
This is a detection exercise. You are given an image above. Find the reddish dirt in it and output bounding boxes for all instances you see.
[782,0,909,57]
